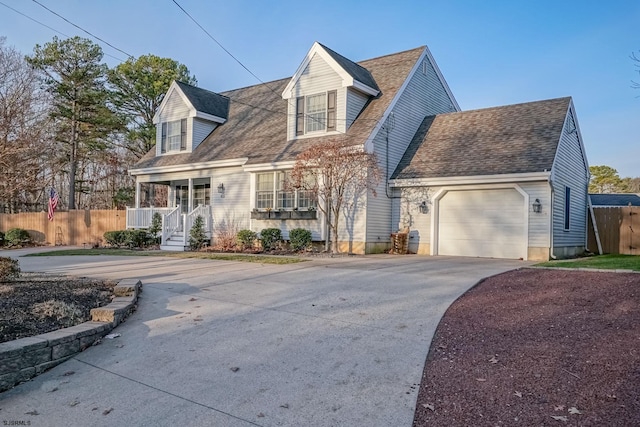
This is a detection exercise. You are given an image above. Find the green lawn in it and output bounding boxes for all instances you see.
[23,248,306,264]
[535,254,640,271]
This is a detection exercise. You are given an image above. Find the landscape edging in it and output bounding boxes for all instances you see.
[0,278,142,393]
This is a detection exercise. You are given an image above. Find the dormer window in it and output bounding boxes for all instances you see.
[161,119,187,153]
[296,90,337,135]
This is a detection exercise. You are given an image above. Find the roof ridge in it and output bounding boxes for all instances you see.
[175,80,229,100]
[356,45,426,65]
[443,96,572,116]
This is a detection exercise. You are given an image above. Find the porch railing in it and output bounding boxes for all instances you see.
[186,205,213,234]
[161,207,183,245]
[126,207,175,229]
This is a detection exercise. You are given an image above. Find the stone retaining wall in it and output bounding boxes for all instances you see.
[0,279,141,392]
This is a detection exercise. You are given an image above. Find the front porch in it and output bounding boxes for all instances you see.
[127,177,214,251]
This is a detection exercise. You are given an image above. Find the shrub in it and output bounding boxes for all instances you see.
[189,215,208,250]
[4,228,32,247]
[104,230,127,247]
[237,229,257,250]
[213,213,242,251]
[104,230,151,248]
[125,229,151,248]
[148,212,162,243]
[260,228,282,251]
[289,228,312,251]
[0,257,20,281]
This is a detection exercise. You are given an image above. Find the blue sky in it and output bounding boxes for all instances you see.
[1,0,638,177]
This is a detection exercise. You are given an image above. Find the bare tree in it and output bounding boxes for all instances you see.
[0,38,52,213]
[291,140,382,253]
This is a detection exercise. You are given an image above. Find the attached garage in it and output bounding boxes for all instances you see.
[436,188,526,259]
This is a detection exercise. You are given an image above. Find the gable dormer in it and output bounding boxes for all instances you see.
[153,81,229,156]
[282,42,380,140]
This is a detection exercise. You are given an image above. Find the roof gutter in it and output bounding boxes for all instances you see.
[389,171,551,187]
[129,158,248,176]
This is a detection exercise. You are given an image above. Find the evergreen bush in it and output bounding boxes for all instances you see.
[237,229,257,250]
[189,215,207,250]
[260,228,282,251]
[289,228,312,251]
[5,228,32,247]
[148,212,162,243]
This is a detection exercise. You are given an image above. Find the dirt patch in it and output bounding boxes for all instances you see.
[0,273,116,343]
[413,268,640,426]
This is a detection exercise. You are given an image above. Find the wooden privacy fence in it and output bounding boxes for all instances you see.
[0,210,126,246]
[588,207,639,255]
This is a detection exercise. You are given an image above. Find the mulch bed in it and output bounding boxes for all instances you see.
[413,268,640,426]
[0,273,115,343]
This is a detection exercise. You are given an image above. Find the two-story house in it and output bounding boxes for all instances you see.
[128,42,589,260]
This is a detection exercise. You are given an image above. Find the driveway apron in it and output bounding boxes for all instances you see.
[0,253,526,426]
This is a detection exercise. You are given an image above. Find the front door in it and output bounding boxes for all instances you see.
[175,185,189,214]
[175,183,211,214]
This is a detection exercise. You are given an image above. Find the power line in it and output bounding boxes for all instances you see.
[0,1,69,39]
[0,0,126,62]
[31,0,134,60]
[170,0,381,136]
[170,0,267,89]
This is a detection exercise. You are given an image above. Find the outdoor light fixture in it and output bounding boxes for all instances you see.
[217,183,225,194]
[532,198,542,213]
[418,201,429,214]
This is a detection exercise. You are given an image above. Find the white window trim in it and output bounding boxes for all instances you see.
[253,171,315,210]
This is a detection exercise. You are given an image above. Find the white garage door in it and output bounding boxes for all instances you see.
[438,189,526,259]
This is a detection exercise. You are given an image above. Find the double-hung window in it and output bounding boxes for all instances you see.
[255,171,316,210]
[296,91,337,135]
[161,119,187,153]
[256,173,274,209]
[276,171,295,209]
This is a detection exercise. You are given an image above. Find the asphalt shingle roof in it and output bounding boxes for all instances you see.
[392,97,572,179]
[590,193,640,207]
[318,43,380,92]
[133,46,425,170]
[175,81,229,119]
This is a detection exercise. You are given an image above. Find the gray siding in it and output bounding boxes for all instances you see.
[551,109,589,249]
[398,182,552,255]
[210,167,251,232]
[519,182,552,247]
[155,90,191,156]
[287,53,346,140]
[346,88,369,129]
[192,118,217,151]
[366,54,458,243]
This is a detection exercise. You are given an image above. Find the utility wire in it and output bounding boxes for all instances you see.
[1,1,125,62]
[31,0,134,60]
[171,0,267,89]
[170,0,383,136]
[1,1,69,39]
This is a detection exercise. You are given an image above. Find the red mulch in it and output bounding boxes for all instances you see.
[413,268,640,426]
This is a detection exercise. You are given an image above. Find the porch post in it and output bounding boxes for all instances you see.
[188,178,194,212]
[135,181,141,208]
[168,185,175,208]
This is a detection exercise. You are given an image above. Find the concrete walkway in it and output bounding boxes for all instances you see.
[0,251,527,426]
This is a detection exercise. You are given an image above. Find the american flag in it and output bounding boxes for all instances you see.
[47,188,59,221]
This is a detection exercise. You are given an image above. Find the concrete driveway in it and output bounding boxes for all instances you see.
[1,252,527,426]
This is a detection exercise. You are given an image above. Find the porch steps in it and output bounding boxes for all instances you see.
[160,232,189,251]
